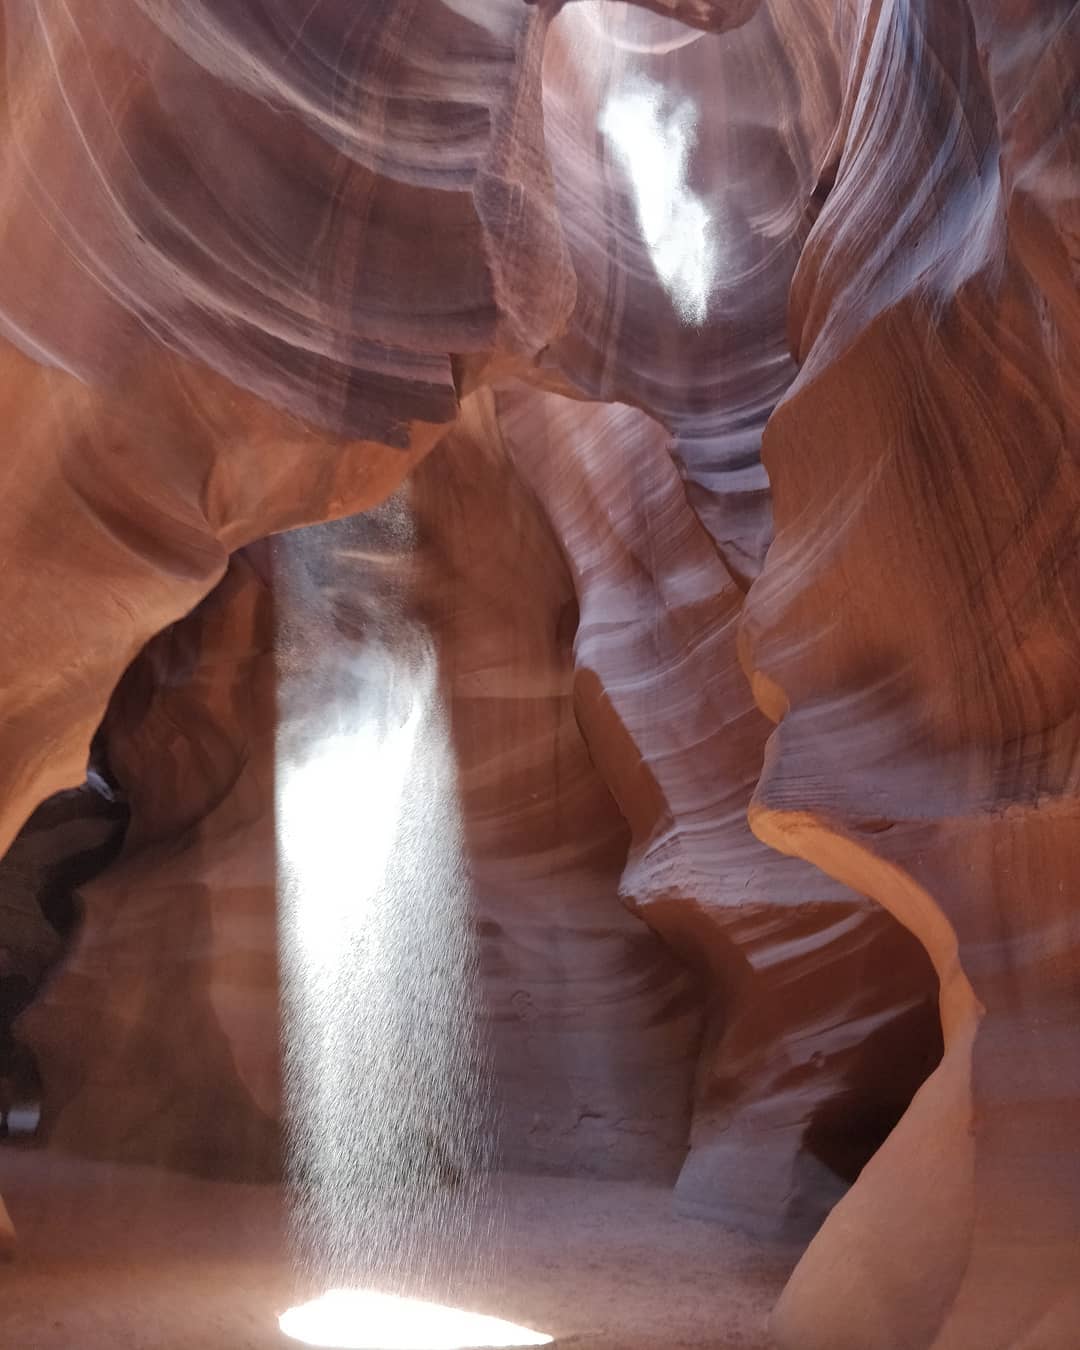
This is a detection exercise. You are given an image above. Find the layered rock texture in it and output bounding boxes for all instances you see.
[0,1,1077,1347]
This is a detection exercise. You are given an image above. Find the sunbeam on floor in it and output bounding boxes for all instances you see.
[279,1289,552,1349]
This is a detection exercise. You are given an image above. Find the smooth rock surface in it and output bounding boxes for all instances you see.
[742,1,1080,1345]
[499,384,941,1236]
[21,551,281,1178]
[0,1,1074,1346]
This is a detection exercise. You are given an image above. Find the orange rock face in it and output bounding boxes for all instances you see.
[408,401,706,1180]
[0,0,1077,1346]
[743,2,1080,1345]
[499,385,940,1237]
[21,552,281,1178]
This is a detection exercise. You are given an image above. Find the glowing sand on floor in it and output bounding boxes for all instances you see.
[279,1290,553,1349]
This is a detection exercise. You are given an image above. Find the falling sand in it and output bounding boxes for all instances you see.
[273,498,497,1308]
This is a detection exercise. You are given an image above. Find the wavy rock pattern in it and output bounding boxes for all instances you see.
[410,398,706,1178]
[272,397,705,1183]
[540,0,844,582]
[539,0,760,34]
[0,0,572,861]
[19,376,938,1236]
[22,552,281,1178]
[0,0,571,435]
[0,345,437,873]
[0,0,1075,1345]
[24,393,703,1184]
[741,1,1080,1345]
[500,384,939,1235]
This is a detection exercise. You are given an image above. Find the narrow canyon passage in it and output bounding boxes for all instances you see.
[0,2,1077,1349]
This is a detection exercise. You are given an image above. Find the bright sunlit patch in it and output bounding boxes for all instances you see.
[599,76,715,326]
[279,1290,553,1350]
[276,670,424,971]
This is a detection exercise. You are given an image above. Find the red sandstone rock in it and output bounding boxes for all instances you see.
[273,400,706,1183]
[409,396,706,1178]
[535,0,760,34]
[0,344,440,880]
[0,0,578,862]
[22,399,704,1184]
[539,0,844,584]
[21,553,280,1178]
[498,383,939,1236]
[741,1,1080,1345]
[0,0,572,437]
[0,2,1075,1346]
[0,1187,12,1258]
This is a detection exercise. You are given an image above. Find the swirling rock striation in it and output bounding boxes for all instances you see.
[22,390,705,1185]
[0,0,575,863]
[742,0,1080,1345]
[499,383,939,1236]
[272,395,705,1183]
[0,0,572,438]
[409,396,706,1178]
[21,551,281,1178]
[0,2,1075,1347]
[538,0,845,583]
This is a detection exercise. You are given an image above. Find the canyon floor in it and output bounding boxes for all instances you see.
[0,1151,794,1350]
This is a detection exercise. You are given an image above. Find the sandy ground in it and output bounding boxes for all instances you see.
[0,1149,794,1349]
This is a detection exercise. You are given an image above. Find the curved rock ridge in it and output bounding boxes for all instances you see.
[498,382,940,1235]
[275,393,706,1183]
[412,394,707,1177]
[0,0,573,440]
[22,389,703,1184]
[21,551,281,1178]
[15,380,941,1233]
[0,344,437,870]
[0,1,1074,1346]
[0,0,840,859]
[533,0,762,35]
[741,0,1080,1345]
[539,0,845,584]
[0,0,579,868]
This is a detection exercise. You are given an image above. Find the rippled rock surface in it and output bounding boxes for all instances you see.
[0,1,1076,1346]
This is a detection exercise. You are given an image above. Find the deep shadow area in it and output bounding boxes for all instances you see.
[803,992,944,1185]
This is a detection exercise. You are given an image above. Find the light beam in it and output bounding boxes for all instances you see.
[279,1289,553,1350]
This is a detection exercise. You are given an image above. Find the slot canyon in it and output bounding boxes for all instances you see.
[0,1,1076,1347]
